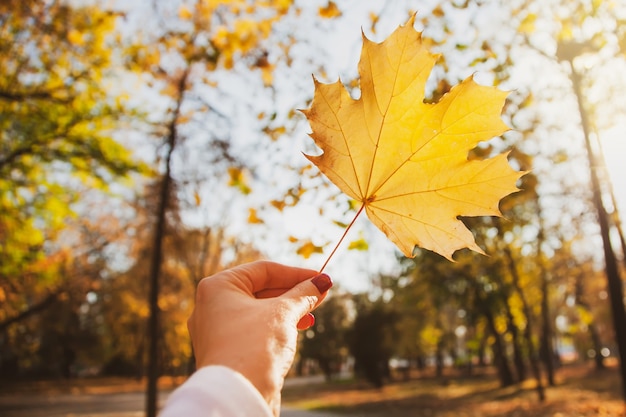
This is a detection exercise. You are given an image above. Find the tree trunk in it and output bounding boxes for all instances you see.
[535,201,556,386]
[477,333,487,367]
[145,69,189,417]
[478,291,515,387]
[435,340,444,378]
[594,132,626,269]
[589,322,605,370]
[488,319,515,387]
[505,305,527,382]
[504,247,545,401]
[574,272,605,370]
[539,281,556,386]
[569,62,626,404]
[318,358,333,382]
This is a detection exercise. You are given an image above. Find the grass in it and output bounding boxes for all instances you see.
[282,363,626,416]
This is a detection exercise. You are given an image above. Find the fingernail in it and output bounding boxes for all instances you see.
[311,273,333,293]
[306,313,315,328]
[298,313,315,330]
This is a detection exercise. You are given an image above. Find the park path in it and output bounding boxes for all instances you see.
[0,389,343,417]
[282,407,342,417]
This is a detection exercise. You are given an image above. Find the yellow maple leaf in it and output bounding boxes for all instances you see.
[302,15,524,261]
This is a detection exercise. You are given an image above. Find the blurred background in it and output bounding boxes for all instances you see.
[1,0,625,416]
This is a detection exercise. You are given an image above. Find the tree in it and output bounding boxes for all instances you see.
[299,293,351,381]
[120,2,303,414]
[559,44,626,401]
[379,0,626,400]
[349,294,399,387]
[0,0,140,374]
[0,200,127,378]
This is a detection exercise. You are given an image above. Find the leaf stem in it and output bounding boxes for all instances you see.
[319,202,365,273]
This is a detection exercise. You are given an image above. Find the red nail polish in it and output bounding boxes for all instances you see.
[311,273,333,293]
[307,313,315,328]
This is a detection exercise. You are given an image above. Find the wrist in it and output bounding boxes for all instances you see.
[196,352,281,406]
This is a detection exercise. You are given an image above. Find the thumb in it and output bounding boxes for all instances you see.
[280,273,333,321]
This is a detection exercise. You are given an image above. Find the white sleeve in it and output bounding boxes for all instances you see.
[159,365,273,417]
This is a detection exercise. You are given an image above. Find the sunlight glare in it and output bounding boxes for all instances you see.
[600,125,626,216]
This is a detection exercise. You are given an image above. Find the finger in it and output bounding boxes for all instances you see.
[280,273,333,321]
[255,288,290,299]
[220,260,318,295]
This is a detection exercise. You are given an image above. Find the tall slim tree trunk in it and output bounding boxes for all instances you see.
[435,339,444,378]
[535,200,556,386]
[504,247,545,401]
[477,333,487,367]
[569,62,626,404]
[504,301,527,382]
[477,290,515,387]
[574,272,605,370]
[146,69,189,417]
[594,134,626,268]
[486,312,515,387]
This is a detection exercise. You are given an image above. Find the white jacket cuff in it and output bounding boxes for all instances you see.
[159,365,273,417]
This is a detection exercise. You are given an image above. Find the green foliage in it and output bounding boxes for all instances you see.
[0,0,140,283]
[349,295,399,387]
[299,293,351,381]
[0,0,144,378]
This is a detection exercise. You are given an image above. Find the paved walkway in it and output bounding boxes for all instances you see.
[282,407,341,416]
[0,389,341,417]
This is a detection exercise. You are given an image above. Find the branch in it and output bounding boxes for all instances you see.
[0,89,72,104]
[0,291,61,333]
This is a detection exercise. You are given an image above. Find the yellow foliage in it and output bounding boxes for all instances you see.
[507,292,527,330]
[248,208,264,224]
[227,166,252,194]
[303,15,523,260]
[270,199,287,211]
[260,63,275,86]
[67,29,85,46]
[559,21,574,41]
[494,315,508,334]
[369,12,380,34]
[296,241,324,259]
[347,238,369,251]
[419,325,442,350]
[518,13,537,34]
[263,125,286,141]
[319,1,341,19]
[179,5,193,20]
[0,31,125,280]
[432,5,445,17]
[198,1,290,72]
[577,306,594,326]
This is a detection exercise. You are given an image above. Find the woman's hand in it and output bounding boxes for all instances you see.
[187,261,333,416]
